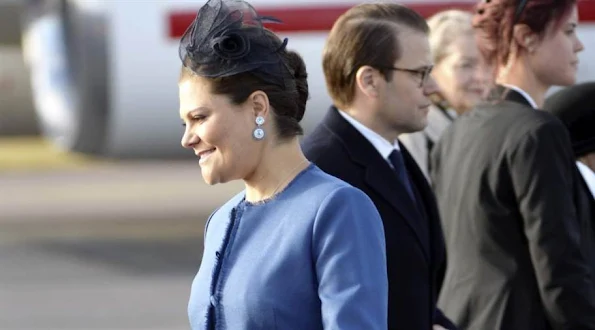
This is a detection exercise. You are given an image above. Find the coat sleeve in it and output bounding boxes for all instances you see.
[312,186,388,330]
[509,120,595,328]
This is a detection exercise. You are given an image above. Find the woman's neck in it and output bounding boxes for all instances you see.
[243,138,309,203]
[496,58,549,108]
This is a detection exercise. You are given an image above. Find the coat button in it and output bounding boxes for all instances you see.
[210,295,217,307]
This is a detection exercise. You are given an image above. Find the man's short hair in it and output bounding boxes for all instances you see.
[323,3,429,109]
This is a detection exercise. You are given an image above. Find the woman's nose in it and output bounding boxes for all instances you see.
[181,129,199,149]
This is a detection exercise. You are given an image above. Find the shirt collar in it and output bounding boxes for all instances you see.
[338,109,400,160]
[501,83,538,109]
[577,161,595,199]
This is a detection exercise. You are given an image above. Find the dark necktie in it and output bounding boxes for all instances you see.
[388,149,416,203]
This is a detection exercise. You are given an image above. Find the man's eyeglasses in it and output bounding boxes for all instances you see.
[379,65,434,88]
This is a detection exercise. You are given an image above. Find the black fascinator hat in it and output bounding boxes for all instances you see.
[179,0,291,88]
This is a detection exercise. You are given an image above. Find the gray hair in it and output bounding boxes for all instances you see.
[427,10,475,64]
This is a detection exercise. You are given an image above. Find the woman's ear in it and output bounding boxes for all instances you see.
[512,24,537,52]
[248,90,270,119]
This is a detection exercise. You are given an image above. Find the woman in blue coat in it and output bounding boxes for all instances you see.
[176,1,388,329]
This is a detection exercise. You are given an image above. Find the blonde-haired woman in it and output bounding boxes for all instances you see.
[399,9,491,181]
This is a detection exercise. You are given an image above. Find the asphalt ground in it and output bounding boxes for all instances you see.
[0,137,244,329]
[0,137,244,238]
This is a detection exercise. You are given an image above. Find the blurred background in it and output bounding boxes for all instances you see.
[1,1,246,329]
[1,0,594,329]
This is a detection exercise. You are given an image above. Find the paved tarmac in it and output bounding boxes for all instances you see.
[0,158,245,329]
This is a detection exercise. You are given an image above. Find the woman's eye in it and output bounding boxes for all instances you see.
[181,114,207,127]
[193,115,206,121]
[458,61,476,70]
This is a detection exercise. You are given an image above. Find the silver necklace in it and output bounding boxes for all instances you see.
[264,158,309,200]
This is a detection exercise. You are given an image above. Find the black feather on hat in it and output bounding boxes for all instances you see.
[544,82,595,158]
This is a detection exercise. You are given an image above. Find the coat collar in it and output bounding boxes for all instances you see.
[321,106,432,261]
[488,84,535,108]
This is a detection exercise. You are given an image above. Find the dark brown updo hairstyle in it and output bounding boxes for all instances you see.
[178,0,309,140]
[472,0,576,68]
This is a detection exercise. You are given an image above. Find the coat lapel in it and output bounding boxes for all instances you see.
[321,107,431,261]
[488,84,534,108]
[401,144,445,264]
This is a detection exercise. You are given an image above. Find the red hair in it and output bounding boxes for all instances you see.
[472,0,576,67]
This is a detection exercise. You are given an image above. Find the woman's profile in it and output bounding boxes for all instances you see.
[430,0,595,328]
[177,1,388,329]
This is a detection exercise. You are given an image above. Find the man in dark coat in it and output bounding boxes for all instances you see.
[302,3,456,330]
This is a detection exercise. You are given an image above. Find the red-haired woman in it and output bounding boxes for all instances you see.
[429,0,595,328]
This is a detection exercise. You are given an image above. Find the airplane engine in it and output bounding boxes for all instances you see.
[18,0,595,159]
[19,0,341,158]
[22,0,183,158]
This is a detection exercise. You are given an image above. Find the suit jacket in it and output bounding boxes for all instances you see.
[577,163,595,245]
[430,86,595,329]
[302,107,456,330]
[578,164,595,206]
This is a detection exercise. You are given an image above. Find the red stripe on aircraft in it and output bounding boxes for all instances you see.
[168,1,595,38]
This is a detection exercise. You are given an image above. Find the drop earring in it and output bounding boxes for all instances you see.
[253,116,265,140]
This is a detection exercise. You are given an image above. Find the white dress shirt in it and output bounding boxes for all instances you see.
[576,161,595,199]
[501,83,539,109]
[338,110,400,168]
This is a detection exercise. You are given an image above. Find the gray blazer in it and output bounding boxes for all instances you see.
[430,86,595,329]
[399,103,456,182]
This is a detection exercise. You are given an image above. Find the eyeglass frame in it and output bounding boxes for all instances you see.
[376,65,434,88]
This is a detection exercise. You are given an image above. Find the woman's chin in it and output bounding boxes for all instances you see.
[201,171,233,186]
[463,93,483,106]
[202,178,217,186]
[200,170,217,186]
[558,75,578,87]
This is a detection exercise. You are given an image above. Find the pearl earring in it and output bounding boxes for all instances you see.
[253,116,265,140]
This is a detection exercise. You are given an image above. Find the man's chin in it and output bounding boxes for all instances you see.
[398,124,427,136]
[412,120,429,133]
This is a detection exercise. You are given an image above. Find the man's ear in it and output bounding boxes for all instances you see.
[355,65,382,98]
